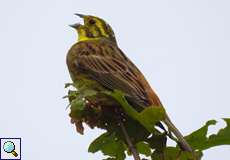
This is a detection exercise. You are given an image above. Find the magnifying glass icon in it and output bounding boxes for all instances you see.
[3,141,18,157]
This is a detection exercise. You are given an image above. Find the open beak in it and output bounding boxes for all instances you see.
[74,13,85,18]
[69,13,86,29]
[69,23,82,29]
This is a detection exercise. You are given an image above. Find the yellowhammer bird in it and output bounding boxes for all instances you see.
[66,14,193,152]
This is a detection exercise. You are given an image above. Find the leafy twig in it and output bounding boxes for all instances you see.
[119,120,141,160]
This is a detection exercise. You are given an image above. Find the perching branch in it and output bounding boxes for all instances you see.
[66,84,230,160]
[119,120,141,160]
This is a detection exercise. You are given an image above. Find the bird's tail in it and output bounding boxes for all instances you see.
[140,76,193,152]
[163,113,193,152]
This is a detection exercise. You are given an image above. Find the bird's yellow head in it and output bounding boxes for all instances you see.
[70,14,116,43]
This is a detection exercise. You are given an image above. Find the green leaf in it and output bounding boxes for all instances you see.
[103,90,139,119]
[88,132,126,160]
[186,118,230,150]
[102,90,166,133]
[138,107,166,132]
[63,91,79,101]
[147,133,167,153]
[136,141,151,157]
[208,118,230,145]
[88,132,109,153]
[119,118,151,144]
[66,79,230,160]
[185,120,216,150]
[70,99,85,111]
[82,89,98,97]
[103,158,116,160]
[64,83,74,88]
[151,147,202,160]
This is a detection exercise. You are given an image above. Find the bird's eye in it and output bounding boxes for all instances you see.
[89,19,96,25]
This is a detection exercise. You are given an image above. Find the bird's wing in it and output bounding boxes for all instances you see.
[74,41,150,107]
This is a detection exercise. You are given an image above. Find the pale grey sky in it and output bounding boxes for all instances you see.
[0,0,229,159]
